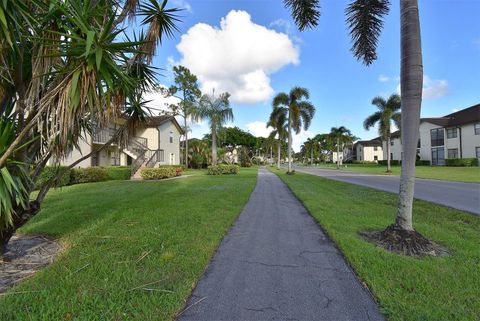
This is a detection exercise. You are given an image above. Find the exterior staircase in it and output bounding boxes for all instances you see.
[125,138,164,179]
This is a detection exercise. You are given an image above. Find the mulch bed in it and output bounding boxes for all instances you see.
[0,234,61,294]
[361,224,449,257]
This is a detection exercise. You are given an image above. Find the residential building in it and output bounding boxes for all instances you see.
[50,115,184,175]
[352,139,384,162]
[383,104,480,165]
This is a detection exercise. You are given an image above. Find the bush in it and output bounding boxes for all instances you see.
[378,160,401,166]
[207,164,240,175]
[71,167,109,184]
[104,166,131,180]
[35,166,71,189]
[352,160,377,164]
[445,158,478,167]
[140,167,180,180]
[416,160,430,166]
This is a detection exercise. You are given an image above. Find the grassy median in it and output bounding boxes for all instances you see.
[272,168,479,321]
[0,168,257,320]
[303,163,480,183]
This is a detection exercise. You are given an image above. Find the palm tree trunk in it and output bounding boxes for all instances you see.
[311,147,313,166]
[387,136,392,172]
[270,146,273,165]
[396,0,423,231]
[287,113,293,172]
[184,116,188,169]
[336,138,340,169]
[277,140,281,169]
[211,125,217,165]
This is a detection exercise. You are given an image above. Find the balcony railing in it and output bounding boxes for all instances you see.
[92,128,116,144]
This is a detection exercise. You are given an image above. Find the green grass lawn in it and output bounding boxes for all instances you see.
[271,168,480,321]
[302,163,480,183]
[0,168,257,320]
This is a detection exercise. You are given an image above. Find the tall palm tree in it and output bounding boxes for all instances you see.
[364,94,401,172]
[329,126,353,169]
[270,87,316,173]
[286,0,424,241]
[301,138,318,166]
[267,111,288,169]
[194,91,233,165]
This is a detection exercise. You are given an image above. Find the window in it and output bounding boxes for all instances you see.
[390,153,393,160]
[431,147,445,165]
[417,139,421,148]
[374,156,378,161]
[374,146,378,151]
[476,147,480,158]
[390,141,394,146]
[430,128,444,147]
[169,131,173,143]
[446,128,457,139]
[447,148,458,159]
[475,123,480,135]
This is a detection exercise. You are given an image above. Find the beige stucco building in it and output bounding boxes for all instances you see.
[51,115,183,174]
[352,139,384,162]
[382,104,480,165]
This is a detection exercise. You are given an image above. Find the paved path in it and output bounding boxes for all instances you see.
[293,166,480,215]
[177,169,384,321]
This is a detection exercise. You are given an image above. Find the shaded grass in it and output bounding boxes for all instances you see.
[305,163,480,183]
[272,168,480,321]
[0,168,257,320]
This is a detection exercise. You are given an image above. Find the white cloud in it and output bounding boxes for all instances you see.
[143,86,180,115]
[292,130,314,153]
[396,75,448,100]
[175,10,300,104]
[378,74,390,82]
[171,0,192,13]
[246,121,273,138]
[451,108,459,113]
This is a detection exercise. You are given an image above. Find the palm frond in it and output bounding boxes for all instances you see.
[363,111,382,130]
[284,0,321,31]
[346,0,390,65]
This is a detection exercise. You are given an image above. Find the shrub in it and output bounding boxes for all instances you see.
[378,160,401,166]
[71,167,109,184]
[416,160,430,166]
[207,164,240,175]
[352,160,377,164]
[140,167,180,180]
[445,158,478,167]
[35,166,71,189]
[104,166,131,180]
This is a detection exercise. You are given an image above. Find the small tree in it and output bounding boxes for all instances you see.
[267,108,288,169]
[166,66,201,169]
[193,92,233,165]
[329,126,353,169]
[364,94,401,172]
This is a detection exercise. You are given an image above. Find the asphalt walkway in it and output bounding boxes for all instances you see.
[293,166,480,215]
[177,168,384,321]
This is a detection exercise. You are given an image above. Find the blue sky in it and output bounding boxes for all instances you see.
[147,0,480,150]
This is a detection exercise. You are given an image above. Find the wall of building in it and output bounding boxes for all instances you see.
[158,121,181,165]
[136,126,159,150]
[358,145,384,161]
[382,137,403,161]
[49,133,92,168]
[460,123,480,158]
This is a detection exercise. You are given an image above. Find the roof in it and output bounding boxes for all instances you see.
[420,104,479,127]
[354,139,382,147]
[145,115,185,134]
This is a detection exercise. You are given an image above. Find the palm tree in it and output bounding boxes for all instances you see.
[364,94,401,172]
[270,87,316,173]
[301,138,318,166]
[329,126,353,169]
[267,111,288,169]
[194,91,234,165]
[286,0,425,247]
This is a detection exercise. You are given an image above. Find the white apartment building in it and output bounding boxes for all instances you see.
[383,104,480,165]
[353,139,384,162]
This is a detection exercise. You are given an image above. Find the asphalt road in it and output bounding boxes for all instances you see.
[294,165,480,215]
[177,168,384,321]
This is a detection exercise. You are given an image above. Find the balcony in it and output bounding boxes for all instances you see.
[92,128,116,144]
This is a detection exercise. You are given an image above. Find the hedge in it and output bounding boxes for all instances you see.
[207,164,240,175]
[378,160,401,166]
[105,166,131,180]
[140,166,183,180]
[71,167,109,184]
[352,160,377,164]
[415,160,430,166]
[445,158,478,167]
[35,166,71,189]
